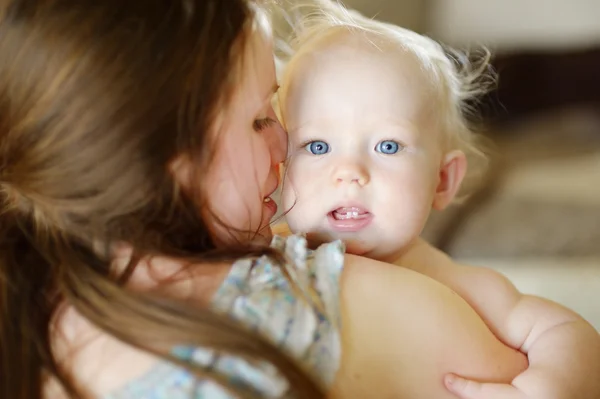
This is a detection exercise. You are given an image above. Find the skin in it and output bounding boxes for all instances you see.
[173,29,287,247]
[47,29,527,399]
[333,254,527,399]
[280,31,600,399]
[281,34,466,263]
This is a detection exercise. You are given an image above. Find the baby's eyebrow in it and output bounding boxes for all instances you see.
[286,126,300,135]
[286,126,312,137]
[286,120,323,135]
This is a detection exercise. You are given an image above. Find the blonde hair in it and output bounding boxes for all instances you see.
[271,0,493,190]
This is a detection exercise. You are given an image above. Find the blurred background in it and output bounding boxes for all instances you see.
[342,0,600,330]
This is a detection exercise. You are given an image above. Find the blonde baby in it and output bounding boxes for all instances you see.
[276,2,600,399]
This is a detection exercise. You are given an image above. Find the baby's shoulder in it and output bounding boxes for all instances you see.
[395,240,513,298]
[393,238,458,273]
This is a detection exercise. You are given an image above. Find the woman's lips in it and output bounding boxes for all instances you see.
[263,197,278,218]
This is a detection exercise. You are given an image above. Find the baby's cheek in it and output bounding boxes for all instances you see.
[281,198,303,234]
[280,162,309,203]
[279,185,308,233]
[280,184,296,213]
[280,160,325,227]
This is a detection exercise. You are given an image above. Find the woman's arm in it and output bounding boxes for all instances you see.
[330,254,528,399]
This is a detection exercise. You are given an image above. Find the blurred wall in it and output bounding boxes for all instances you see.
[427,0,600,52]
[345,0,600,52]
[343,0,427,33]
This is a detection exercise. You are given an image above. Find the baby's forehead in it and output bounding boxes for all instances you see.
[289,30,436,94]
[283,31,439,119]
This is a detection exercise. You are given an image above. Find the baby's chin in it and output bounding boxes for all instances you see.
[306,231,372,256]
[328,235,405,262]
[341,241,371,257]
[301,227,407,262]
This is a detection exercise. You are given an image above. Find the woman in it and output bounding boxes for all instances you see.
[0,1,526,398]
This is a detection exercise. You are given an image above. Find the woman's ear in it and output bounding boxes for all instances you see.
[169,154,193,192]
[432,150,467,211]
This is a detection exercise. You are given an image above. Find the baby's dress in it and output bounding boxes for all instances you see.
[104,234,345,398]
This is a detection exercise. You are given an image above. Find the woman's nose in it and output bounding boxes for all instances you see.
[267,110,288,166]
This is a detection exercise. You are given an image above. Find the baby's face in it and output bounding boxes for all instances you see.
[281,40,445,261]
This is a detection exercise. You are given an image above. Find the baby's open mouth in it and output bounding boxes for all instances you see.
[330,207,370,220]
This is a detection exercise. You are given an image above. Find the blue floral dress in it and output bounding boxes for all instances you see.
[104,234,345,398]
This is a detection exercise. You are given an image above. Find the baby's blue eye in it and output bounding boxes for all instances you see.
[305,141,330,155]
[375,140,402,154]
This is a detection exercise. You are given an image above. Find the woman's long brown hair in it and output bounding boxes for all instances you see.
[0,0,324,398]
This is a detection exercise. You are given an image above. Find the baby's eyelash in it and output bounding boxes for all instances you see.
[253,117,275,132]
[297,139,321,148]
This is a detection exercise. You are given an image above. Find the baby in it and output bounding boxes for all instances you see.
[274,2,600,398]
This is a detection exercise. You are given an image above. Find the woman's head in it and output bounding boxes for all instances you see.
[1,0,240,251]
[0,0,285,252]
[175,22,287,247]
[0,1,314,397]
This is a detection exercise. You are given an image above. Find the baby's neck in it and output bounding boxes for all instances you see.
[392,237,452,271]
[273,222,436,266]
[367,237,424,264]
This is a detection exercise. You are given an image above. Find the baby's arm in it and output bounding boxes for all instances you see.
[400,240,600,399]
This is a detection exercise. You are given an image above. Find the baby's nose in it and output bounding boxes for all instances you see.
[333,160,370,186]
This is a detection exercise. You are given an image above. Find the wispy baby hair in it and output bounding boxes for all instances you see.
[272,0,495,191]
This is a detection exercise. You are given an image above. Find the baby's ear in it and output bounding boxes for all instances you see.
[432,150,467,211]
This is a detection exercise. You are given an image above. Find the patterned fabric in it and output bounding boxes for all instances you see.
[105,234,345,398]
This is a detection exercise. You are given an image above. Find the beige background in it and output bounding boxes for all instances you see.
[346,0,600,51]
